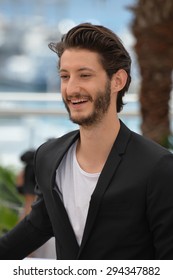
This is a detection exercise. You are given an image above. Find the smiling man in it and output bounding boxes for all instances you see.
[0,23,173,260]
[60,49,113,127]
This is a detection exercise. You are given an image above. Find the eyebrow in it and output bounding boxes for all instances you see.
[59,67,95,73]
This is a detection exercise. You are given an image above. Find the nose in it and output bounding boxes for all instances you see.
[65,77,81,96]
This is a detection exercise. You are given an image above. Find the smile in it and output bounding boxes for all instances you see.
[67,97,89,105]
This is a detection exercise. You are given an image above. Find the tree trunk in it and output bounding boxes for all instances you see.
[130,0,173,147]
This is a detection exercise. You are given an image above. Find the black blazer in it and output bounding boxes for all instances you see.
[1,121,173,259]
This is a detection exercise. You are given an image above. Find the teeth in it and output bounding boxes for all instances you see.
[71,98,88,104]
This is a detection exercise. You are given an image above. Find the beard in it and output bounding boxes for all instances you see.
[63,80,111,127]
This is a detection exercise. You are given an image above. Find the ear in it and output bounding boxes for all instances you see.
[111,69,128,92]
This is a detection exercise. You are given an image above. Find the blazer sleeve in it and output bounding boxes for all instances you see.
[147,153,173,259]
[0,190,53,260]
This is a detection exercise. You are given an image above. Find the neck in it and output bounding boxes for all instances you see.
[76,116,120,173]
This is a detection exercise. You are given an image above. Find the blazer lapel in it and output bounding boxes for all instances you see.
[78,121,131,256]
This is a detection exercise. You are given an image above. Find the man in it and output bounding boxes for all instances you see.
[0,22,173,260]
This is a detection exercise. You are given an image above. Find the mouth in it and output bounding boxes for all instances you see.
[67,96,90,106]
[70,98,88,105]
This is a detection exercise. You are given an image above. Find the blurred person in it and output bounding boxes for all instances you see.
[0,23,173,260]
[16,150,36,220]
[16,149,56,259]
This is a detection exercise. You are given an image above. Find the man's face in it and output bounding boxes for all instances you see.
[59,48,112,127]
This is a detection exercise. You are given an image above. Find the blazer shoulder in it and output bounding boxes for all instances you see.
[130,130,172,159]
[34,130,79,174]
[37,129,79,154]
[119,121,171,159]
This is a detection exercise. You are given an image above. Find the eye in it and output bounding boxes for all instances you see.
[60,75,69,80]
[80,73,91,78]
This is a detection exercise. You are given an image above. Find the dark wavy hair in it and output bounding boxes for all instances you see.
[49,23,131,112]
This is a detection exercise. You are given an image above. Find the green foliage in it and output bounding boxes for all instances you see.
[0,165,23,204]
[0,205,19,236]
[0,165,24,236]
[160,134,173,150]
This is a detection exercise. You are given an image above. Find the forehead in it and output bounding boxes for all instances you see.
[60,48,103,71]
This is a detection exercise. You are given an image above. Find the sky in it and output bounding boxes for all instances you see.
[0,0,136,32]
[0,0,137,51]
[61,0,136,33]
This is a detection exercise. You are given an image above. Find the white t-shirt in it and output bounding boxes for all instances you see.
[56,141,100,245]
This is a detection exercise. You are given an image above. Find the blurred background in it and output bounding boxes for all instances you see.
[0,0,173,257]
